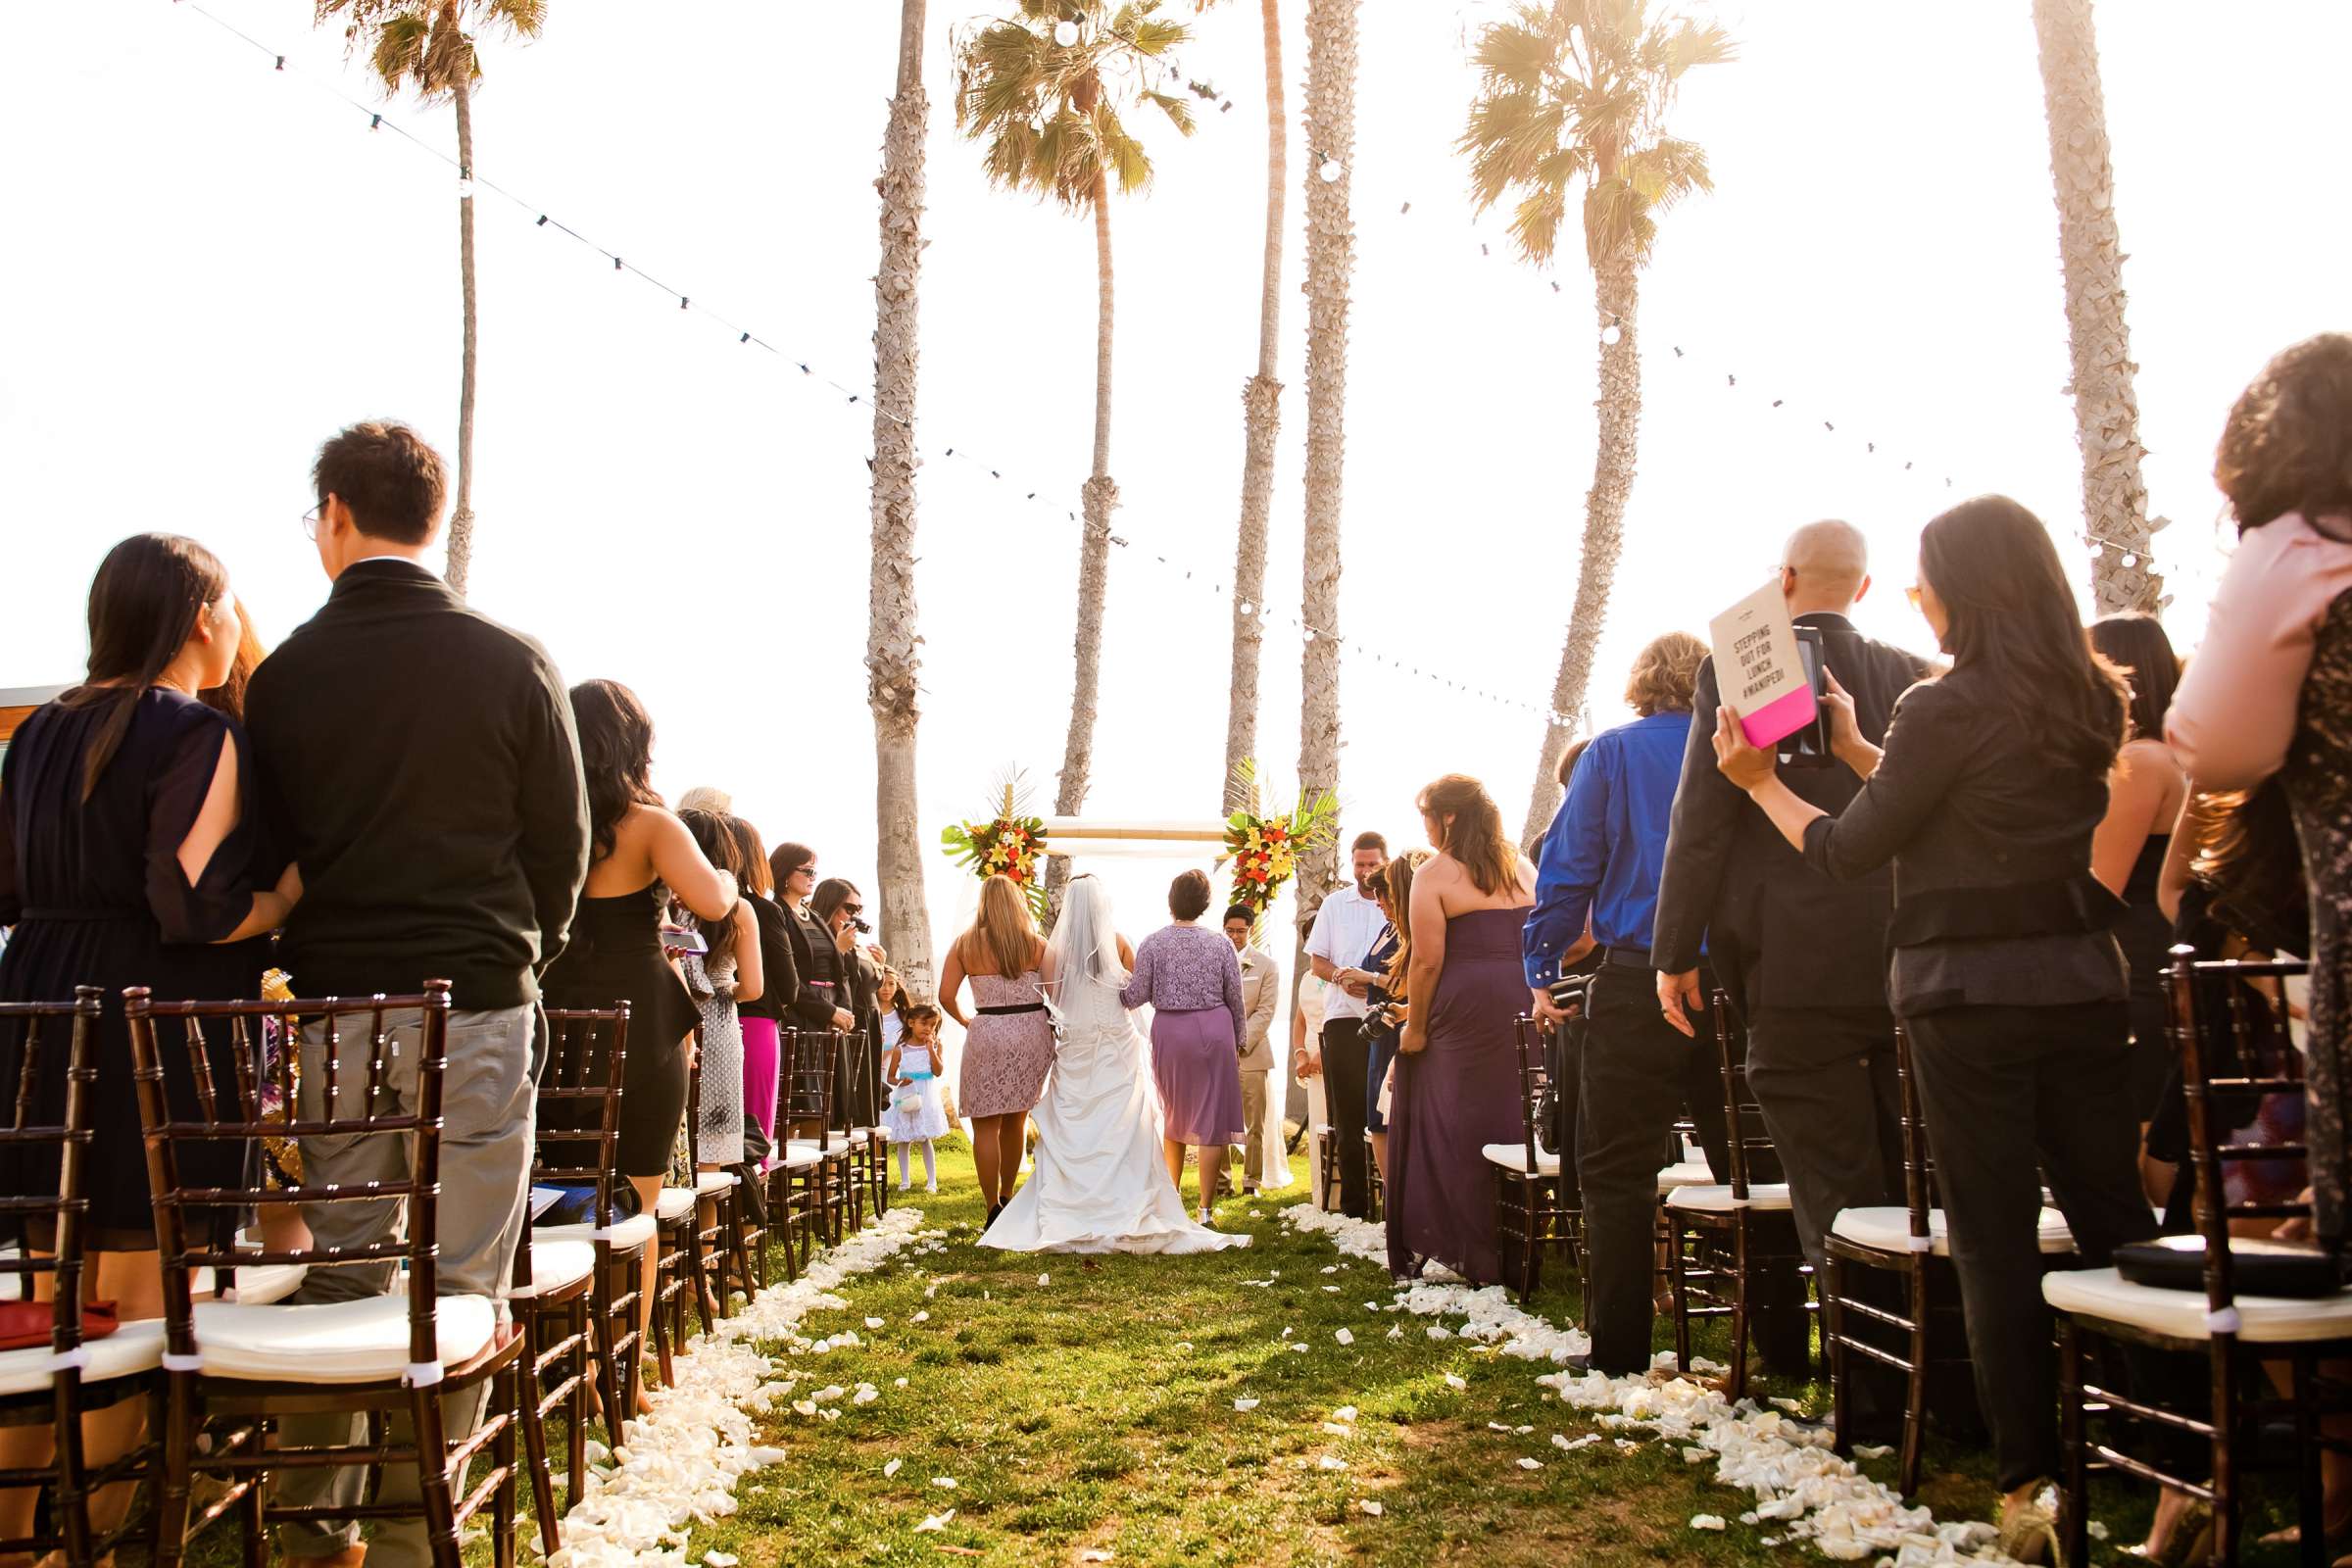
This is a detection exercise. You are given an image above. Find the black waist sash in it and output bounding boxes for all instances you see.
[976,1002,1047,1016]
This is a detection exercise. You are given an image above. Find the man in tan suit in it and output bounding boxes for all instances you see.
[1223,906,1282,1195]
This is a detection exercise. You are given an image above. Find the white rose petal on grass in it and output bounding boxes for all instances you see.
[702,1553,739,1568]
[1322,1285,1342,1294]
[1358,1499,1384,1517]
[791,1399,817,1417]
[864,1316,885,1329]
[1290,1343,1309,1353]
[932,1477,957,1490]
[913,1509,955,1534]
[1321,1265,1340,1274]
[1335,1328,1354,1346]
[1322,1422,1352,1437]
[894,1377,908,1389]
[1233,1397,1259,1412]
[1768,1396,1803,1413]
[1690,1514,1727,1532]
[1081,1551,1114,1564]
[1334,1405,1358,1422]
[883,1458,904,1478]
[1427,1325,1452,1341]
[1516,1457,1543,1471]
[1038,1273,1051,1286]
[1175,1342,1194,1353]
[912,1310,930,1323]
[1444,1373,1467,1391]
[1385,1325,1403,1341]
[1318,1455,1348,1471]
[1852,1444,1893,1459]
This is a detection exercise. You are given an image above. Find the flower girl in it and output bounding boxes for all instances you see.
[882,1003,952,1192]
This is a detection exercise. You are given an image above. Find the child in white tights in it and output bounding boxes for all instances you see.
[882,1004,951,1191]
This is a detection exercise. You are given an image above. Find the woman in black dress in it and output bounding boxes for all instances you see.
[536,679,737,1408]
[2087,612,2186,1123]
[0,534,294,1540]
[764,844,858,1121]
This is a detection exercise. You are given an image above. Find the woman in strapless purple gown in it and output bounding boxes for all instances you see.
[1387,774,1537,1285]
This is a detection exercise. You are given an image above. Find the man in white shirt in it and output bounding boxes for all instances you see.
[1303,831,1390,1218]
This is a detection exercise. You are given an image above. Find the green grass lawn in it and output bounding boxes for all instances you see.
[162,1134,2307,1565]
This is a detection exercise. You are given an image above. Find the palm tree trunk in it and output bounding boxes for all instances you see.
[1221,0,1287,813]
[446,73,479,597]
[1054,172,1119,819]
[1521,253,1640,850]
[868,0,935,997]
[2032,0,2159,615]
[1296,0,1355,965]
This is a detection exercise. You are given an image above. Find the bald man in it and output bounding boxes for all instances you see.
[1649,520,1933,1423]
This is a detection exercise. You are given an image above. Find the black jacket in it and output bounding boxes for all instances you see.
[1651,612,1929,1014]
[738,894,801,1026]
[245,559,589,1009]
[1799,662,2129,1015]
[779,902,844,1031]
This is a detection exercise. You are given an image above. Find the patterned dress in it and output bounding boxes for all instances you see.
[2289,590,2352,1251]
[684,947,746,1166]
[959,969,1054,1119]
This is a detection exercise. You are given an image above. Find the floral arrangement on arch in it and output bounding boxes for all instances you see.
[1219,760,1340,922]
[940,768,1053,921]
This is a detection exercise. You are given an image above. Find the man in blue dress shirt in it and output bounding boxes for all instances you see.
[1523,632,1719,1375]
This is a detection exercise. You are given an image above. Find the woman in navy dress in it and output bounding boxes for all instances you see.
[0,534,294,1540]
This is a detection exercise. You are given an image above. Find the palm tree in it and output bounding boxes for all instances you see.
[955,1,1198,820]
[1294,0,1354,950]
[318,0,543,598]
[869,0,937,997]
[2032,0,2161,615]
[1459,0,1733,848]
[1210,0,1287,813]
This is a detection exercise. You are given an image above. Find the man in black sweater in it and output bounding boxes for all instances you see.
[1649,519,1928,1432]
[246,421,588,1567]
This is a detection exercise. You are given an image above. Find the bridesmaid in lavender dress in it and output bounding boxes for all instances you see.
[1388,775,1537,1285]
[1122,869,1250,1221]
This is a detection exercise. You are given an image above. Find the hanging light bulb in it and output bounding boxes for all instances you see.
[1054,19,1079,45]
[1318,157,1345,183]
[1237,600,1254,616]
[456,174,475,200]
[1599,322,1622,346]
[1302,627,1317,642]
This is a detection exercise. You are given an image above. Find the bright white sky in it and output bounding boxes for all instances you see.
[5,1,2346,995]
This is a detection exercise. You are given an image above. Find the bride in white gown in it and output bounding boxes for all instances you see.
[980,875,1248,1254]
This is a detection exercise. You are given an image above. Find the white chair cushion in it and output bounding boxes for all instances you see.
[537,1211,659,1252]
[2042,1265,2352,1345]
[510,1240,597,1301]
[776,1145,826,1172]
[189,1294,497,1383]
[1656,1160,1714,1194]
[1832,1205,2076,1257]
[655,1188,699,1223]
[1665,1182,1794,1214]
[693,1170,737,1197]
[0,1318,166,1396]
[788,1139,853,1160]
[1482,1143,1562,1175]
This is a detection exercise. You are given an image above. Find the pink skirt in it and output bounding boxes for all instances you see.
[1152,1007,1246,1147]
[741,1016,782,1143]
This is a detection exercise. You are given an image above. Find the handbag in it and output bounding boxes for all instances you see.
[2113,1234,2343,1299]
[0,1299,120,1352]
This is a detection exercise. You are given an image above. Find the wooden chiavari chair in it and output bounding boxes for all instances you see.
[511,1003,637,1556]
[1660,991,1808,1399]
[778,1030,850,1254]
[126,981,522,1568]
[0,988,161,1564]
[1486,1013,1581,1304]
[2049,953,2350,1566]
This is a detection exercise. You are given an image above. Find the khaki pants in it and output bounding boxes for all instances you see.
[1238,1067,1269,1189]
[276,1004,539,1565]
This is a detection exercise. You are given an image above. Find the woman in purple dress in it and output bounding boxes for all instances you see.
[1389,775,1537,1284]
[1122,870,1249,1222]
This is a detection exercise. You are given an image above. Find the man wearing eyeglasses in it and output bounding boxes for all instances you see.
[1650,518,1931,1426]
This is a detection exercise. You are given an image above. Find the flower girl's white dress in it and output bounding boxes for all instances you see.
[882,1042,951,1144]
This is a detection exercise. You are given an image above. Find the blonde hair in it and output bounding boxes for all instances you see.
[959,874,1039,978]
[1416,774,1519,898]
[1624,630,1707,717]
[1382,849,1434,999]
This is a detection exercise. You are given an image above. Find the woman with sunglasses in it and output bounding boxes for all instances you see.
[813,877,884,1129]
[1713,494,2157,1562]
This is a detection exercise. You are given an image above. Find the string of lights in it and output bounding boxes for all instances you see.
[167,0,1589,722]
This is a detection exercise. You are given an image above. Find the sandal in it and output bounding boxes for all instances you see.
[1996,1486,2063,1567]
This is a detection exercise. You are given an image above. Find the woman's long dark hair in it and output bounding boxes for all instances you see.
[569,678,661,863]
[677,808,741,965]
[62,534,228,801]
[2088,612,2180,742]
[1919,495,2127,772]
